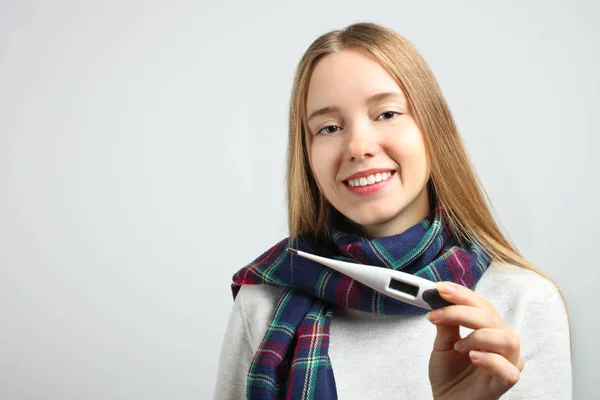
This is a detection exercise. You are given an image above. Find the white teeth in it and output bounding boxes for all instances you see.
[347,171,393,188]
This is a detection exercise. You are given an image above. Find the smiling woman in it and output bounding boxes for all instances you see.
[305,49,430,238]
[213,22,571,400]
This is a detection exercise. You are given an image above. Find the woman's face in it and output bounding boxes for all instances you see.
[305,48,431,238]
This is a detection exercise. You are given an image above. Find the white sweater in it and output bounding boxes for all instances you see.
[213,262,572,399]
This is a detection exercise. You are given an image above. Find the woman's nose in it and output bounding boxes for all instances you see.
[345,125,380,162]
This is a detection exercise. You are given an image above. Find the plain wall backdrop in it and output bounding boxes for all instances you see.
[1,0,598,398]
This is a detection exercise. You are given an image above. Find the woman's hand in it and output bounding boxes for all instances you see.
[427,282,525,400]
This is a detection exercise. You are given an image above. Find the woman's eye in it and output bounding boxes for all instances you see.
[377,111,400,120]
[317,125,340,135]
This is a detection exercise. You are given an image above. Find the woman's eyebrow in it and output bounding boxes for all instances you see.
[307,106,339,123]
[307,92,406,122]
[365,92,405,105]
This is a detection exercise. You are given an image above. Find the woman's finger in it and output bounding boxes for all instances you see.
[469,350,521,396]
[427,305,506,331]
[432,324,461,351]
[453,328,522,366]
[437,281,495,311]
[517,353,525,372]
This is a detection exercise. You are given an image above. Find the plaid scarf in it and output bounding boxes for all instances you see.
[231,206,491,399]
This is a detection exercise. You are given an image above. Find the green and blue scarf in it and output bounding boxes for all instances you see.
[232,205,491,399]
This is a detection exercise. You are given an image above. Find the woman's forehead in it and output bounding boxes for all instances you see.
[306,49,406,112]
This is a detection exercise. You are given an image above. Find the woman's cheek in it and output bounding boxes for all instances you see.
[310,145,334,188]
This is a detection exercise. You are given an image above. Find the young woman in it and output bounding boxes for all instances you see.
[213,23,572,399]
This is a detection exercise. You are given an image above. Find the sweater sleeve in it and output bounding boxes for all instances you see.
[212,288,254,400]
[508,278,572,399]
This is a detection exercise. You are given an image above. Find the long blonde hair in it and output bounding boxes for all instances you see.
[286,22,546,279]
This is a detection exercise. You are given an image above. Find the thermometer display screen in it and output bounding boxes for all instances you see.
[389,278,419,297]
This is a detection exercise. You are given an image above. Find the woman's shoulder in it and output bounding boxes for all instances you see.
[233,284,289,350]
[235,284,288,309]
[478,261,561,298]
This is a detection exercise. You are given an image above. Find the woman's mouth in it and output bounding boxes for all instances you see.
[343,171,395,195]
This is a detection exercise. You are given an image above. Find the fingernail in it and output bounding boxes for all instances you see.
[426,309,444,322]
[470,350,482,362]
[439,283,455,295]
[454,340,466,352]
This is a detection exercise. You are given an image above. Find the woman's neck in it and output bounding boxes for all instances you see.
[357,186,431,239]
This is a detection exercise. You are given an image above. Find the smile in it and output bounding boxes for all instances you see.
[343,171,396,196]
[346,171,393,187]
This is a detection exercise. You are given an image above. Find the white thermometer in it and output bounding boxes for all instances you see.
[287,248,453,310]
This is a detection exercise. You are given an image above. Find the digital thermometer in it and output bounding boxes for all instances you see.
[287,248,453,310]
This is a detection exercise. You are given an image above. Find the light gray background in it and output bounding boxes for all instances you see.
[1,0,598,399]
